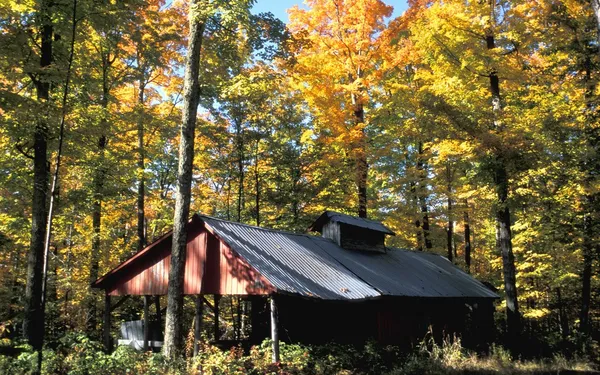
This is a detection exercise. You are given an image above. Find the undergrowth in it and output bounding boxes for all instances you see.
[0,332,597,375]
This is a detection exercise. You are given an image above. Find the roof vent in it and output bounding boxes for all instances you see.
[309,211,395,253]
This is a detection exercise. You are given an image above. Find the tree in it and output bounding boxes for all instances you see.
[162,0,206,357]
[288,0,393,218]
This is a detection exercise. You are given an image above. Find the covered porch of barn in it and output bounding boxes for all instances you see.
[91,215,283,360]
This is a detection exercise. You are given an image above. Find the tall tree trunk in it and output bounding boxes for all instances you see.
[464,199,472,273]
[352,93,368,218]
[254,138,260,226]
[580,53,597,335]
[486,6,520,342]
[410,181,423,251]
[137,79,146,251]
[38,2,77,365]
[88,58,110,332]
[163,9,205,357]
[446,164,453,262]
[417,142,432,250]
[447,197,453,262]
[23,0,52,351]
[235,118,244,223]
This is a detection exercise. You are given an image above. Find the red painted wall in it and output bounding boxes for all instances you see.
[106,224,273,296]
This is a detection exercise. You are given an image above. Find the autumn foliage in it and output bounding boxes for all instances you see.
[0,0,598,363]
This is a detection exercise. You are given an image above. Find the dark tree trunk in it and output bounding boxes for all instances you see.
[235,118,244,223]
[556,288,570,339]
[137,80,146,251]
[23,0,52,351]
[464,200,472,273]
[580,53,598,336]
[409,180,424,251]
[254,138,260,226]
[88,68,109,332]
[417,142,432,250]
[162,11,205,357]
[487,18,520,343]
[447,196,453,262]
[353,98,368,218]
[446,163,453,262]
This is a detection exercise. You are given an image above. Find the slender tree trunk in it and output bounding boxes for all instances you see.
[446,164,453,262]
[417,142,432,250]
[486,12,520,342]
[234,116,244,223]
[254,137,260,226]
[23,0,52,352]
[447,196,453,262]
[137,79,146,251]
[464,199,472,273]
[162,9,205,357]
[592,0,600,50]
[580,57,596,335]
[352,93,368,218]
[410,180,424,251]
[40,2,77,358]
[88,65,109,332]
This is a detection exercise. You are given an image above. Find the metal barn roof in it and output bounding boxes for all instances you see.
[202,215,497,300]
[309,211,395,235]
[316,245,499,298]
[201,216,380,300]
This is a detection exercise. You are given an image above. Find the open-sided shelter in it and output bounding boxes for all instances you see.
[92,211,498,358]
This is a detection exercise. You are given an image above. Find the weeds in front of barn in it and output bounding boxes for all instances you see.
[0,332,597,374]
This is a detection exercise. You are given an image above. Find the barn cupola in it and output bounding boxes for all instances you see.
[308,211,395,253]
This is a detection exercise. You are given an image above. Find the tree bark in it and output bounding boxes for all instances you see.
[254,137,260,226]
[162,9,205,357]
[592,0,600,51]
[23,0,52,352]
[235,117,244,223]
[88,66,109,332]
[447,196,453,262]
[353,95,368,218]
[446,164,453,262]
[464,200,472,273]
[417,142,432,250]
[137,79,146,251]
[486,11,520,343]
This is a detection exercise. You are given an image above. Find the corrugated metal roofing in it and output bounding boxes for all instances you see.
[201,216,380,300]
[201,215,497,300]
[317,245,498,299]
[309,211,395,235]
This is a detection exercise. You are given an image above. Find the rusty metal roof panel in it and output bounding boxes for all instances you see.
[309,211,395,235]
[317,246,498,299]
[200,216,381,300]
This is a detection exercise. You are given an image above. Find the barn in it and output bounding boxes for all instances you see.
[92,211,498,359]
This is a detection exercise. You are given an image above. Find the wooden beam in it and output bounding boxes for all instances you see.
[103,294,111,352]
[109,295,130,312]
[193,295,204,356]
[143,295,150,351]
[270,296,280,363]
[214,295,221,341]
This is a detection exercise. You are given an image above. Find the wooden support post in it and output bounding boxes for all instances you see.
[143,295,150,351]
[103,293,111,352]
[214,295,221,342]
[193,295,204,356]
[270,296,280,363]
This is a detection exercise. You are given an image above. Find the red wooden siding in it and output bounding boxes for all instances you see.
[106,225,273,296]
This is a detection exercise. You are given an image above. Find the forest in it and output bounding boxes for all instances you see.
[0,0,599,374]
